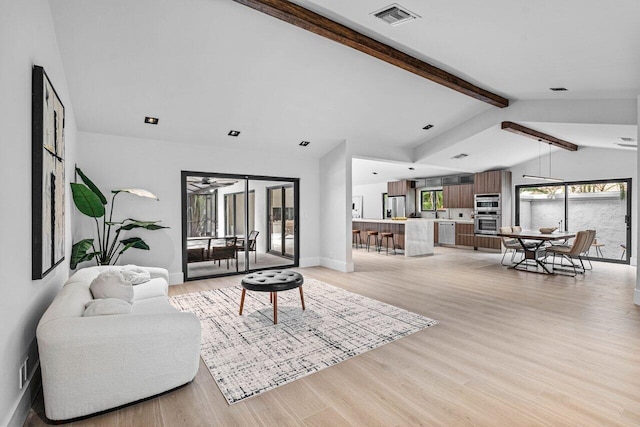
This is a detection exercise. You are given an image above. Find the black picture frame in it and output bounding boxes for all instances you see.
[32,65,65,279]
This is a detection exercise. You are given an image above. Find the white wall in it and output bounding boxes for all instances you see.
[352,182,387,219]
[510,146,637,266]
[76,132,321,283]
[0,1,78,425]
[319,141,353,272]
[636,96,640,305]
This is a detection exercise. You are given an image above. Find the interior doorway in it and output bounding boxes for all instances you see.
[182,172,300,280]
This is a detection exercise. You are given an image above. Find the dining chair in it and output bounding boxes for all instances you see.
[499,226,538,266]
[237,230,259,262]
[545,230,591,276]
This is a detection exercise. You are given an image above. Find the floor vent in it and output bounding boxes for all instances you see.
[372,4,420,26]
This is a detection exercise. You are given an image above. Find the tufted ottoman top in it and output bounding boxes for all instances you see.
[241,270,304,292]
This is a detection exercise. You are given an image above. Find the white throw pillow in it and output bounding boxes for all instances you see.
[89,270,134,302]
[84,298,132,316]
[121,265,151,285]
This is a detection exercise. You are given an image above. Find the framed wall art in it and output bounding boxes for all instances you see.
[32,65,65,279]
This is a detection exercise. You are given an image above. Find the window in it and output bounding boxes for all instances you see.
[421,190,443,211]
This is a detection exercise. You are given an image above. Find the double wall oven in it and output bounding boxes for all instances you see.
[474,194,501,235]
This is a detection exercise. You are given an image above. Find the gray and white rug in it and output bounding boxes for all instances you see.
[170,278,438,404]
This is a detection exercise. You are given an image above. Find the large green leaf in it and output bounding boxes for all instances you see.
[70,239,98,269]
[118,237,150,254]
[119,219,169,231]
[76,167,107,205]
[71,183,106,218]
[112,188,159,200]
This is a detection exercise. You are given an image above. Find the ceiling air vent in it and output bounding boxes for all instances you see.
[620,137,637,142]
[372,4,420,26]
[451,153,468,159]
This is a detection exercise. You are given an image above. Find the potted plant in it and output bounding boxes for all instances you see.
[70,166,168,269]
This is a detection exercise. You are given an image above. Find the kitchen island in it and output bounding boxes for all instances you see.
[352,218,434,256]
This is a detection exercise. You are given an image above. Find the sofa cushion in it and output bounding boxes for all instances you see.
[122,265,152,285]
[132,296,179,315]
[132,277,169,301]
[90,270,134,302]
[84,299,133,316]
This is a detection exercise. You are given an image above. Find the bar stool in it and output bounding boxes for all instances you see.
[380,232,396,255]
[366,231,379,252]
[352,229,362,249]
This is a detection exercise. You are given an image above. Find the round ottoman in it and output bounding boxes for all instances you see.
[239,270,305,324]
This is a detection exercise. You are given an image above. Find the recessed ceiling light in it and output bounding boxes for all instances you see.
[144,116,159,125]
[299,141,310,146]
[408,167,415,170]
[549,87,568,91]
[228,130,241,137]
[372,172,378,175]
[451,153,468,159]
[422,124,434,130]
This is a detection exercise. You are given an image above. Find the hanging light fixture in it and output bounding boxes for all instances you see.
[523,142,563,182]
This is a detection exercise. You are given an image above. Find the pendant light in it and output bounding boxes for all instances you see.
[523,141,563,182]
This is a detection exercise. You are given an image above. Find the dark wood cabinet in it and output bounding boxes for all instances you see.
[455,223,475,246]
[474,170,505,194]
[475,235,502,250]
[443,184,474,208]
[434,222,439,244]
[387,180,412,197]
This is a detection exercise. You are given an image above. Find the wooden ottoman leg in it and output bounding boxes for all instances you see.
[299,286,305,310]
[273,292,278,324]
[239,288,246,315]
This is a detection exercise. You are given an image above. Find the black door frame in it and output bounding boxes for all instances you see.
[181,171,300,281]
[515,177,632,264]
[266,183,295,259]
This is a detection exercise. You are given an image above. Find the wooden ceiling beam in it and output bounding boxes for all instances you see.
[231,0,509,108]
[501,121,578,151]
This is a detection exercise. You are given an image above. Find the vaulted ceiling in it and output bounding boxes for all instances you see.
[50,0,639,180]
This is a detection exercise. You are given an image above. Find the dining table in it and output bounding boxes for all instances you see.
[497,229,576,274]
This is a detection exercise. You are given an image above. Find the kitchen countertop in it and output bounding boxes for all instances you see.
[353,218,474,224]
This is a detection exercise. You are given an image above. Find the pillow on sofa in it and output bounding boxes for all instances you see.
[121,265,151,285]
[84,298,132,316]
[90,270,133,302]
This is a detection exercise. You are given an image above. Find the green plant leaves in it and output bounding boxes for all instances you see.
[119,237,150,254]
[118,219,169,231]
[70,239,99,269]
[76,167,107,205]
[71,183,106,218]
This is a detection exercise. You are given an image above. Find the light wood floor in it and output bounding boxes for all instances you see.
[26,247,640,426]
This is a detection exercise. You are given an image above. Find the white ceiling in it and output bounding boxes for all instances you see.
[49,0,639,166]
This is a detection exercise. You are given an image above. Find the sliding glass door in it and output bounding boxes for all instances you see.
[182,172,299,280]
[267,184,295,258]
[516,178,631,263]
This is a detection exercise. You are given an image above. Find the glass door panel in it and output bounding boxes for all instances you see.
[269,187,282,253]
[567,181,630,262]
[517,185,566,231]
[284,186,295,257]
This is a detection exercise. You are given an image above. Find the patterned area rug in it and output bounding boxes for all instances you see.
[170,278,438,404]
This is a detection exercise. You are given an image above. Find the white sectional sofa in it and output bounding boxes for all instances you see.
[36,266,201,421]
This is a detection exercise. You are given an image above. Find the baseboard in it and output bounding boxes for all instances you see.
[320,257,354,273]
[634,289,640,306]
[299,257,320,268]
[4,362,41,427]
[169,272,184,285]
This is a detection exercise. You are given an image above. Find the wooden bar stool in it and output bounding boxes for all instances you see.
[366,231,380,252]
[352,229,362,249]
[380,232,396,255]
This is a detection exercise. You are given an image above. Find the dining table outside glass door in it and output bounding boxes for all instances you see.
[497,229,576,274]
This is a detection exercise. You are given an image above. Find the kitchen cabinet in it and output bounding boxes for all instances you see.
[455,223,475,246]
[474,170,511,194]
[443,184,474,208]
[387,180,413,197]
[475,235,502,250]
[434,222,439,244]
